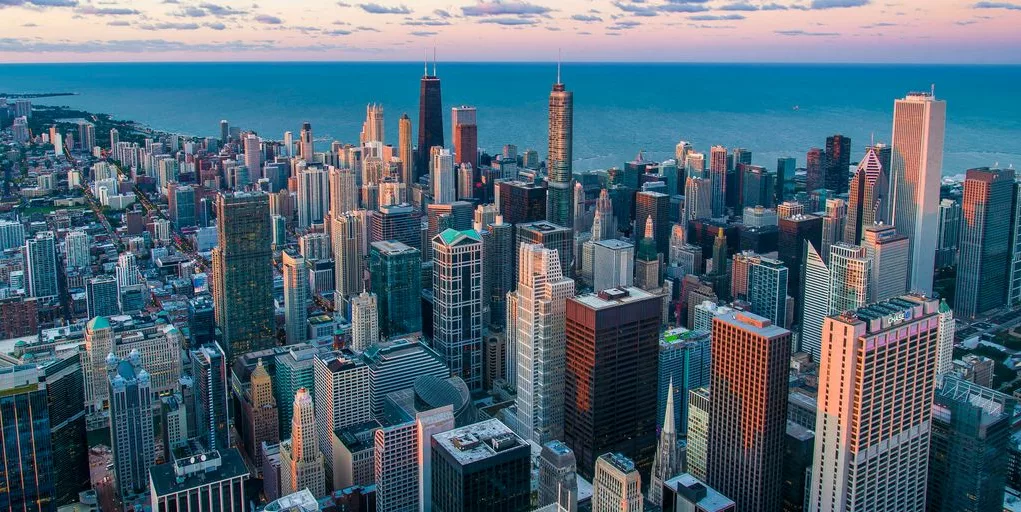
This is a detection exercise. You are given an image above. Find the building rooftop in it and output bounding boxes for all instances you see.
[432,418,526,466]
[661,327,711,346]
[370,239,418,255]
[665,473,735,512]
[714,310,790,338]
[598,452,636,474]
[593,239,633,250]
[263,489,319,512]
[572,286,656,310]
[786,420,814,442]
[149,448,249,497]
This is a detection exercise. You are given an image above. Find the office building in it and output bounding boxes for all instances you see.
[329,167,358,218]
[824,134,851,194]
[800,242,829,359]
[417,61,444,181]
[657,328,710,437]
[844,146,890,244]
[430,419,531,512]
[708,145,727,217]
[87,275,120,319]
[212,192,275,362]
[861,224,909,303]
[635,191,671,254]
[517,221,573,281]
[936,198,961,268]
[509,243,575,444]
[399,113,414,184]
[372,203,421,251]
[314,350,370,489]
[547,66,574,228]
[927,375,1014,512]
[686,387,710,481]
[108,353,155,498]
[350,291,379,352]
[482,217,514,327]
[432,148,456,204]
[452,105,478,168]
[778,214,821,310]
[361,103,384,144]
[810,295,940,512]
[891,91,946,295]
[149,448,249,512]
[685,176,713,223]
[282,250,310,345]
[565,287,662,479]
[662,473,735,512]
[274,345,317,440]
[1010,181,1021,307]
[591,453,643,512]
[747,256,789,328]
[280,388,326,497]
[333,210,366,314]
[363,337,448,419]
[828,243,871,315]
[83,316,183,412]
[299,121,314,161]
[241,359,279,463]
[26,231,58,298]
[955,167,1015,319]
[374,419,421,511]
[432,229,484,391]
[297,166,329,228]
[0,365,55,512]
[820,198,846,260]
[369,241,423,337]
[538,441,578,512]
[591,239,635,292]
[783,421,815,512]
[708,311,791,512]
[806,147,824,192]
[498,180,547,224]
[191,344,229,452]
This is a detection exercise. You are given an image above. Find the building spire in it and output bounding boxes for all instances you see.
[424,48,428,76]
[556,48,562,85]
[663,378,675,434]
[432,46,437,76]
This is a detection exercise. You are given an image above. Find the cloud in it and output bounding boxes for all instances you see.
[462,0,550,16]
[954,19,978,25]
[433,8,451,17]
[139,21,201,30]
[571,14,602,21]
[174,6,208,17]
[205,21,226,29]
[405,18,451,25]
[0,0,78,7]
[254,14,282,23]
[612,1,658,16]
[761,2,789,9]
[358,2,411,14]
[106,20,130,25]
[325,28,352,35]
[775,29,840,35]
[198,2,245,16]
[690,13,745,20]
[409,30,437,36]
[973,1,1021,8]
[336,1,350,5]
[479,16,538,25]
[75,5,139,14]
[356,25,380,31]
[719,2,759,10]
[608,19,641,29]
[859,21,896,28]
[658,3,710,12]
[21,21,36,26]
[810,0,869,8]
[0,37,387,54]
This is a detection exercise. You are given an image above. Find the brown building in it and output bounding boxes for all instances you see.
[564,287,662,481]
[0,296,37,339]
[708,310,791,512]
[241,359,279,467]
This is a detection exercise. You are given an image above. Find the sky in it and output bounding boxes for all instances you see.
[1,0,1020,64]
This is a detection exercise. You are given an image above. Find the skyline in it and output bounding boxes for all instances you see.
[0,0,1020,64]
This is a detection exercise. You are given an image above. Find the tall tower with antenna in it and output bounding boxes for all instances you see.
[547,50,575,228]
[416,48,444,184]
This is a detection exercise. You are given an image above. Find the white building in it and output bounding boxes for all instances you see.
[861,224,909,303]
[314,350,370,490]
[282,250,309,345]
[64,229,90,268]
[591,239,634,293]
[280,388,326,498]
[350,291,379,352]
[297,166,329,228]
[592,453,643,512]
[431,148,455,204]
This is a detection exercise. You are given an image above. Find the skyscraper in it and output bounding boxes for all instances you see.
[244,133,262,182]
[417,60,444,179]
[747,256,789,328]
[280,388,326,498]
[861,224,909,303]
[778,213,822,308]
[709,145,727,217]
[432,147,456,204]
[242,359,279,463]
[806,147,824,192]
[657,328,710,438]
[452,105,478,168]
[360,103,384,145]
[332,210,366,314]
[564,287,661,480]
[516,221,573,282]
[649,380,682,508]
[776,157,796,203]
[87,275,120,319]
[212,192,274,362]
[1010,180,1021,307]
[0,365,55,512]
[108,353,155,499]
[432,229,484,391]
[708,311,791,512]
[820,198,846,260]
[955,167,1015,319]
[374,419,421,511]
[510,243,575,444]
[928,375,1014,512]
[936,198,961,268]
[684,176,713,223]
[824,134,851,194]
[844,145,890,244]
[538,441,578,512]
[350,291,379,352]
[891,91,946,295]
[547,64,574,229]
[191,343,229,452]
[26,231,58,298]
[591,453,643,512]
[313,350,370,490]
[635,190,670,254]
[686,386,710,481]
[282,250,309,345]
[800,241,829,359]
[482,217,514,328]
[810,295,940,512]
[328,167,358,218]
[430,419,531,512]
[297,166,329,228]
[369,240,423,338]
[299,121,314,161]
[828,243,871,315]
[397,113,414,184]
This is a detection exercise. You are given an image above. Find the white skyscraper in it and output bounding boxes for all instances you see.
[64,229,90,268]
[283,131,293,158]
[431,148,455,204]
[244,134,262,182]
[890,91,946,295]
[350,291,379,352]
[861,224,909,303]
[810,295,940,512]
[591,239,635,292]
[297,166,329,228]
[827,243,871,316]
[314,351,370,491]
[800,242,829,359]
[282,250,309,345]
[332,210,366,314]
[360,103,384,145]
[510,243,575,444]
[936,299,955,376]
[280,388,326,498]
[329,167,358,217]
[26,231,58,298]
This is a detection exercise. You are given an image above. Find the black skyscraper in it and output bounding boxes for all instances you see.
[416,62,444,182]
[825,134,851,194]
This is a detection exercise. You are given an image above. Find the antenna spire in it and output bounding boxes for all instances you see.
[871,131,875,147]
[557,48,562,85]
[931,83,935,98]
[424,49,428,76]
[432,46,437,76]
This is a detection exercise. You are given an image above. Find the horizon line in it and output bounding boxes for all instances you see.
[2,59,1021,67]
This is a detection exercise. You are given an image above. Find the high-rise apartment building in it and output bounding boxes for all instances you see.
[591,453,643,512]
[686,386,710,481]
[828,243,872,315]
[87,275,120,319]
[747,256,789,328]
[297,166,329,228]
[820,198,846,260]
[565,287,661,479]
[332,210,366,314]
[708,311,791,512]
[374,419,421,511]
[498,180,547,224]
[280,388,326,498]
[328,167,358,218]
[430,419,531,512]
[431,229,484,391]
[26,231,58,298]
[844,146,890,244]
[810,295,940,512]
[350,291,379,352]
[955,167,1015,319]
[191,343,229,452]
[806,147,824,192]
[548,65,573,175]
[517,221,573,282]
[108,353,155,498]
[314,350,371,489]
[891,91,946,295]
[708,145,727,217]
[282,250,309,345]
[399,113,414,184]
[212,192,274,362]
[510,243,575,444]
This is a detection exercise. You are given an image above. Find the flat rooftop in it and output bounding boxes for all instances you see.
[573,286,656,310]
[432,418,525,466]
[714,310,790,338]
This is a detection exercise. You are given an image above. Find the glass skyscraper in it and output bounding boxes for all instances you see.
[0,365,54,512]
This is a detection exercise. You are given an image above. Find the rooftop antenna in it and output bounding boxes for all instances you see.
[870,131,875,147]
[432,46,437,77]
[931,83,935,98]
[557,48,562,85]
[423,49,428,76]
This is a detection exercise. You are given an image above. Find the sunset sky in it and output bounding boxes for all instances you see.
[1,0,1019,63]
